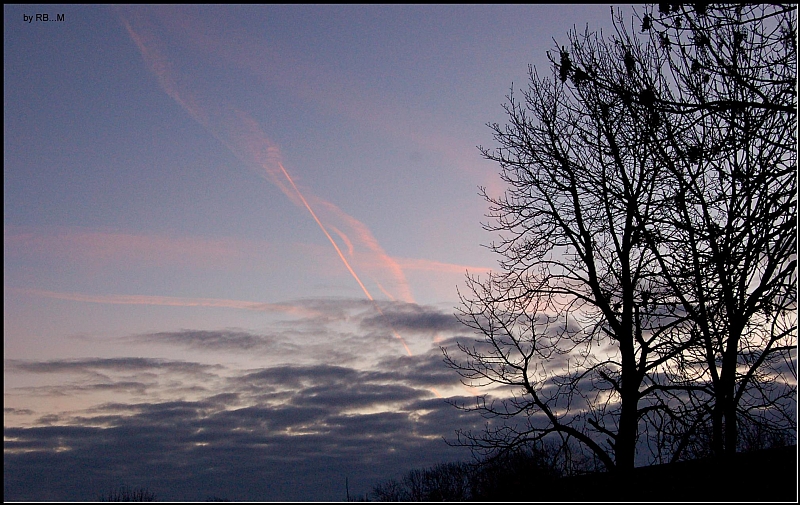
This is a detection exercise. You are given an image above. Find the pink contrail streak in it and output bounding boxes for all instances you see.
[277,162,371,301]
[120,9,413,356]
[276,162,412,356]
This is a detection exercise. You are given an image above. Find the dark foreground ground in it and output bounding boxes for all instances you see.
[496,445,797,502]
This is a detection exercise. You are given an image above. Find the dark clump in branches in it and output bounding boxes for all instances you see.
[443,3,796,473]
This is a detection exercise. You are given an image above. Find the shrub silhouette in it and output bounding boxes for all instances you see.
[99,485,157,502]
[369,443,568,501]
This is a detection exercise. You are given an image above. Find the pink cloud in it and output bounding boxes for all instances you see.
[9,287,319,317]
[3,226,253,269]
[329,226,355,257]
[394,257,493,275]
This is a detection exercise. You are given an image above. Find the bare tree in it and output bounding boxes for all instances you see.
[640,4,796,117]
[444,3,796,472]
[443,19,696,472]
[633,3,798,457]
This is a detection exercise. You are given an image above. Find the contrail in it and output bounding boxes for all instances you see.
[329,226,354,257]
[277,161,413,356]
[120,8,414,357]
[277,161,370,299]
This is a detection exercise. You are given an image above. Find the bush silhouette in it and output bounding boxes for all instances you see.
[98,485,157,502]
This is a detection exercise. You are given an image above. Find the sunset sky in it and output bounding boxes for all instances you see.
[5,4,622,500]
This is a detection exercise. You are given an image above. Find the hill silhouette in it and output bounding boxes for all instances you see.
[492,445,797,502]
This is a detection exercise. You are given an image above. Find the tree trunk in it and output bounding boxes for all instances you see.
[716,323,742,456]
[616,309,639,471]
[711,398,725,456]
[724,402,738,455]
[616,395,638,470]
[721,325,743,455]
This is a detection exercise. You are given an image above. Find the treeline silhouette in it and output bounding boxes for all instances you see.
[88,420,795,501]
[365,435,796,501]
[366,444,564,502]
[96,485,229,502]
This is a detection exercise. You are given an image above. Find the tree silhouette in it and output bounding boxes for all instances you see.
[370,461,472,501]
[634,2,798,458]
[444,3,796,471]
[368,443,797,501]
[444,20,693,472]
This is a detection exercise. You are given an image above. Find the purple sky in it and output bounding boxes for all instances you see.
[5,4,624,501]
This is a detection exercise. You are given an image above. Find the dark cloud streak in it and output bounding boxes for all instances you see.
[6,357,221,375]
[361,302,462,334]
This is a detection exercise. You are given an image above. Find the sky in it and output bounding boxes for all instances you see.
[5,4,624,501]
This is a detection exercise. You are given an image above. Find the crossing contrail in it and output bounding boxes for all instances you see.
[120,9,414,356]
[277,160,413,355]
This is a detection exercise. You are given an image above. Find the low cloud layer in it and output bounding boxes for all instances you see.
[360,302,463,334]
[4,300,490,501]
[4,350,484,501]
